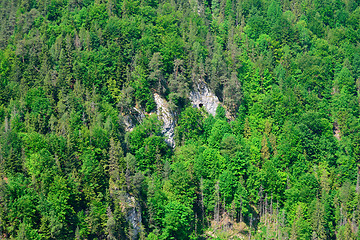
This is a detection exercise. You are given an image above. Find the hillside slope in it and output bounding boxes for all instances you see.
[0,0,360,239]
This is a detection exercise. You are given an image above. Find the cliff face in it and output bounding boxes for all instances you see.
[153,82,220,148]
[154,93,176,148]
[190,81,220,117]
[124,84,219,148]
[122,94,176,147]
[123,107,146,132]
[125,194,142,240]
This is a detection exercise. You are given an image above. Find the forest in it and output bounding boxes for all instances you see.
[0,0,360,239]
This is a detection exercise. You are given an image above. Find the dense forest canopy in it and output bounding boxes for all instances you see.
[0,0,360,239]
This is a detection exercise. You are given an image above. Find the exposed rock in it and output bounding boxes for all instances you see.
[120,193,142,239]
[123,115,135,132]
[122,96,176,148]
[133,107,145,122]
[124,85,218,145]
[333,121,341,140]
[123,107,146,132]
[154,93,175,148]
[126,195,142,239]
[225,108,234,121]
[190,81,220,116]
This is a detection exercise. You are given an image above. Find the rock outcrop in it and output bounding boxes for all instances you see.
[190,81,219,116]
[333,121,341,140]
[154,93,175,148]
[123,107,146,132]
[125,85,218,147]
[119,193,142,239]
[126,194,142,239]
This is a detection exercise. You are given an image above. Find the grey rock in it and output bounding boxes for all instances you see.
[154,93,176,148]
[123,107,146,132]
[123,193,142,240]
[123,115,135,132]
[190,81,219,116]
[133,107,145,123]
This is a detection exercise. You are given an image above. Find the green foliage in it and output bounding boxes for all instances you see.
[126,114,162,152]
[219,169,237,207]
[175,107,204,145]
[135,135,170,172]
[196,147,226,180]
[207,118,231,149]
[161,201,192,240]
[0,0,360,238]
